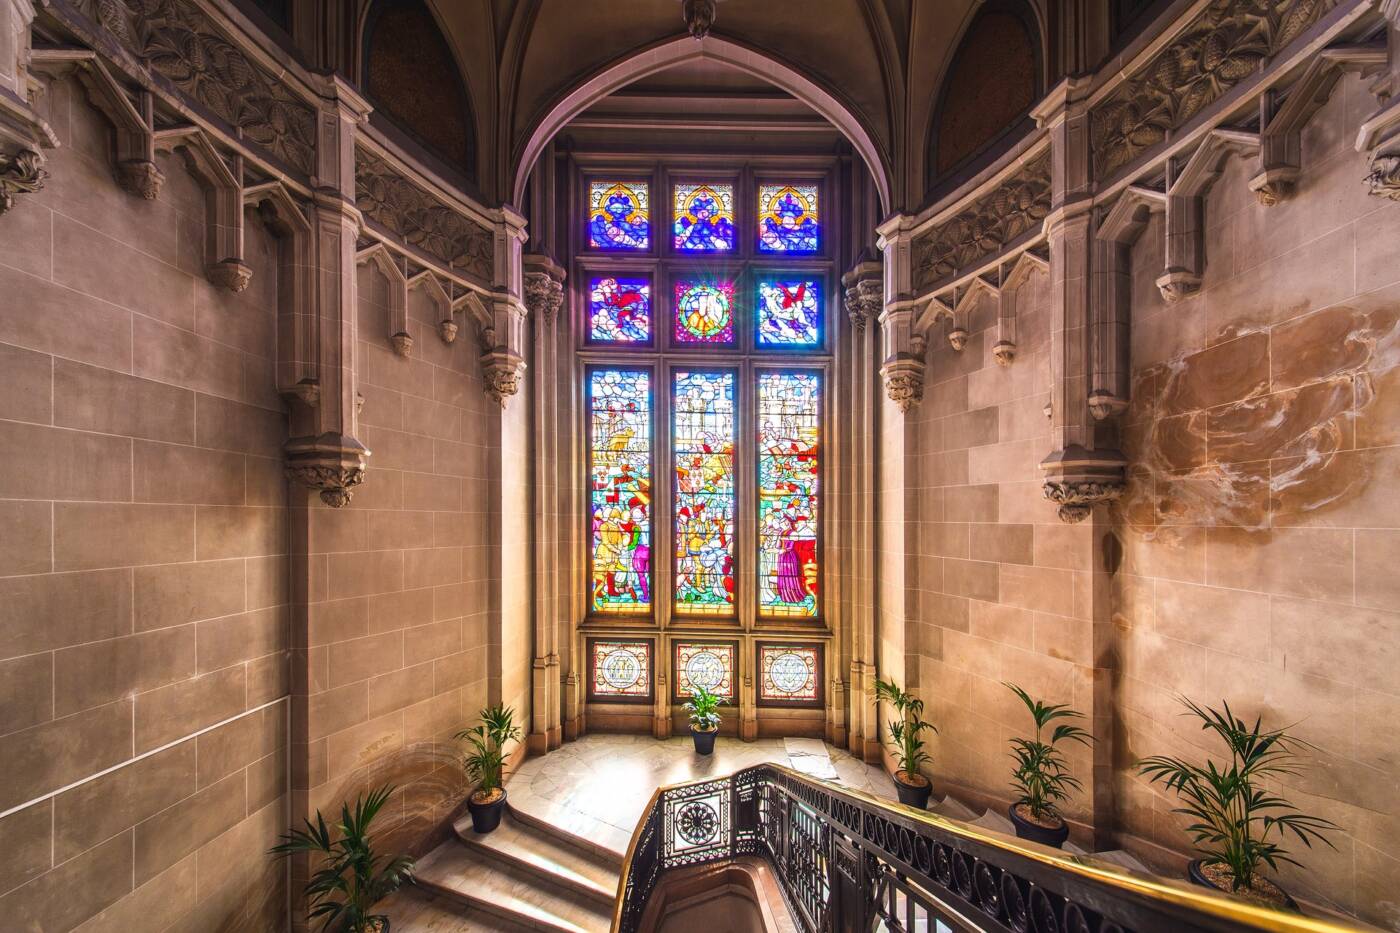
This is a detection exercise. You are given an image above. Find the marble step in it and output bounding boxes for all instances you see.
[505,799,627,868]
[414,840,614,933]
[455,812,619,905]
[380,888,533,932]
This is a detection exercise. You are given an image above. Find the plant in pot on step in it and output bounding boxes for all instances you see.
[1138,698,1339,912]
[457,703,521,835]
[1004,682,1091,849]
[874,677,936,809]
[269,785,414,933]
[684,685,723,755]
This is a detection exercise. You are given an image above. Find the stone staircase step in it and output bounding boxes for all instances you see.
[505,799,627,868]
[414,840,614,933]
[454,812,619,906]
[929,795,980,821]
[1088,849,1152,874]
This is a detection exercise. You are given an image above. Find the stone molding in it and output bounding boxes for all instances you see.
[154,124,251,291]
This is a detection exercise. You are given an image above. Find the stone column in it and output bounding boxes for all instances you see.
[0,0,52,215]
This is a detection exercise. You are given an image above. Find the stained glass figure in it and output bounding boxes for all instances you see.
[673,642,736,700]
[589,369,651,613]
[589,181,650,250]
[757,372,820,617]
[589,276,651,343]
[758,644,820,703]
[757,279,821,346]
[673,183,735,252]
[673,370,735,615]
[757,184,819,253]
[674,280,735,345]
[590,639,652,699]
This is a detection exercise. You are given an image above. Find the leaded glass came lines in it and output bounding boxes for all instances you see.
[589,276,651,343]
[674,642,736,700]
[591,639,652,698]
[757,373,820,617]
[674,280,736,345]
[757,184,819,253]
[757,279,821,346]
[589,180,650,250]
[673,183,735,252]
[673,372,736,615]
[590,369,652,613]
[758,644,820,702]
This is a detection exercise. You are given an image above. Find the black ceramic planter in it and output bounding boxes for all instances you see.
[894,775,932,809]
[1188,859,1301,912]
[467,788,507,834]
[691,727,718,755]
[1008,804,1070,849]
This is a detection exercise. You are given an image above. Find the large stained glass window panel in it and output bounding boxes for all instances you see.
[757,279,821,347]
[757,184,819,253]
[757,644,821,704]
[673,641,737,701]
[588,181,650,250]
[589,369,651,614]
[673,371,736,615]
[589,639,653,700]
[757,372,820,617]
[589,276,651,343]
[674,280,736,345]
[673,183,735,252]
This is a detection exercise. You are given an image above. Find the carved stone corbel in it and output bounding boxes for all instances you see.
[875,214,926,411]
[1358,7,1400,199]
[408,270,454,344]
[993,250,1048,367]
[0,146,43,212]
[154,126,251,291]
[0,0,54,216]
[1158,128,1259,302]
[523,253,565,328]
[479,206,530,408]
[357,243,411,356]
[841,258,882,332]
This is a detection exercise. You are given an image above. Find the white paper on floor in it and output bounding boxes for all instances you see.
[784,737,840,781]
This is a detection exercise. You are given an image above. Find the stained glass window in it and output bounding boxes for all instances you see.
[757,644,821,704]
[757,372,820,617]
[757,279,821,346]
[589,181,650,250]
[589,369,651,613]
[673,183,735,252]
[673,641,737,701]
[589,276,651,343]
[589,639,653,700]
[674,372,736,615]
[673,280,736,345]
[757,184,819,253]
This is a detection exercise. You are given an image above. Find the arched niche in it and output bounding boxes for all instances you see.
[361,0,478,182]
[927,0,1043,187]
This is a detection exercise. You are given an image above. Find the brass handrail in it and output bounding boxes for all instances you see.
[612,763,1368,933]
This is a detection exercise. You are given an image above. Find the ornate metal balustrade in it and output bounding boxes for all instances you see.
[614,764,1363,933]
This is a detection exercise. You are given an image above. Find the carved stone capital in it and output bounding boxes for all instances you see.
[206,258,253,293]
[1038,445,1126,523]
[880,355,926,412]
[1366,154,1400,201]
[1248,167,1297,206]
[481,348,526,407]
[117,158,164,199]
[993,339,1017,366]
[523,261,565,326]
[1155,269,1201,303]
[0,148,46,214]
[842,260,882,332]
[1088,390,1129,421]
[390,331,413,357]
[438,320,458,344]
[947,326,969,351]
[284,434,370,509]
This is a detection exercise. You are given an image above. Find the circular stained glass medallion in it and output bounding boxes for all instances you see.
[768,651,813,695]
[683,649,726,694]
[676,283,732,341]
[600,647,644,691]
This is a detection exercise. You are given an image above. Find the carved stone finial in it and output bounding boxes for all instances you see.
[117,159,165,200]
[481,349,526,407]
[0,149,48,214]
[390,332,413,357]
[439,320,458,344]
[947,327,969,351]
[207,259,253,293]
[1155,270,1200,303]
[993,340,1017,366]
[681,0,717,39]
[1042,480,1125,523]
[1365,155,1400,200]
[524,269,564,326]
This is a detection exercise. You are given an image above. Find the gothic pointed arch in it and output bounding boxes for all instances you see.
[927,0,1043,188]
[361,0,478,182]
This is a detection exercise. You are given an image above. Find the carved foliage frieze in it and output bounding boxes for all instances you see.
[80,0,317,174]
[912,151,1050,291]
[1090,0,1338,180]
[355,147,493,283]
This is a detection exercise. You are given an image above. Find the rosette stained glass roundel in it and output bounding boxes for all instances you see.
[590,640,652,698]
[768,652,811,693]
[685,650,726,692]
[674,281,735,344]
[602,648,643,691]
[758,645,819,703]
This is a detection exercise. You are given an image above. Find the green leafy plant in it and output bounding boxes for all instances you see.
[684,685,723,732]
[1138,698,1339,896]
[456,704,521,802]
[874,677,936,785]
[269,785,414,933]
[1005,682,1091,825]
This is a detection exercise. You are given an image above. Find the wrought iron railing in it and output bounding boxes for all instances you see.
[613,764,1363,933]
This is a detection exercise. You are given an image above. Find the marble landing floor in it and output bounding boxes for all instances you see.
[505,733,900,856]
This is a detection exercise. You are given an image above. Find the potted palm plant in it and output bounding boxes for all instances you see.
[269,785,414,933]
[874,677,936,809]
[1139,698,1339,912]
[457,703,521,835]
[683,685,723,755]
[1004,682,1091,848]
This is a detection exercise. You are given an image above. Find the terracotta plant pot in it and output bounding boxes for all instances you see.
[894,773,931,809]
[1188,859,1301,913]
[691,727,718,756]
[1008,804,1070,849]
[467,787,507,834]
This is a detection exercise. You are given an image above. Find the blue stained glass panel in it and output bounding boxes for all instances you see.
[757,184,819,253]
[757,279,821,346]
[673,183,735,252]
[589,181,650,250]
[589,276,651,343]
